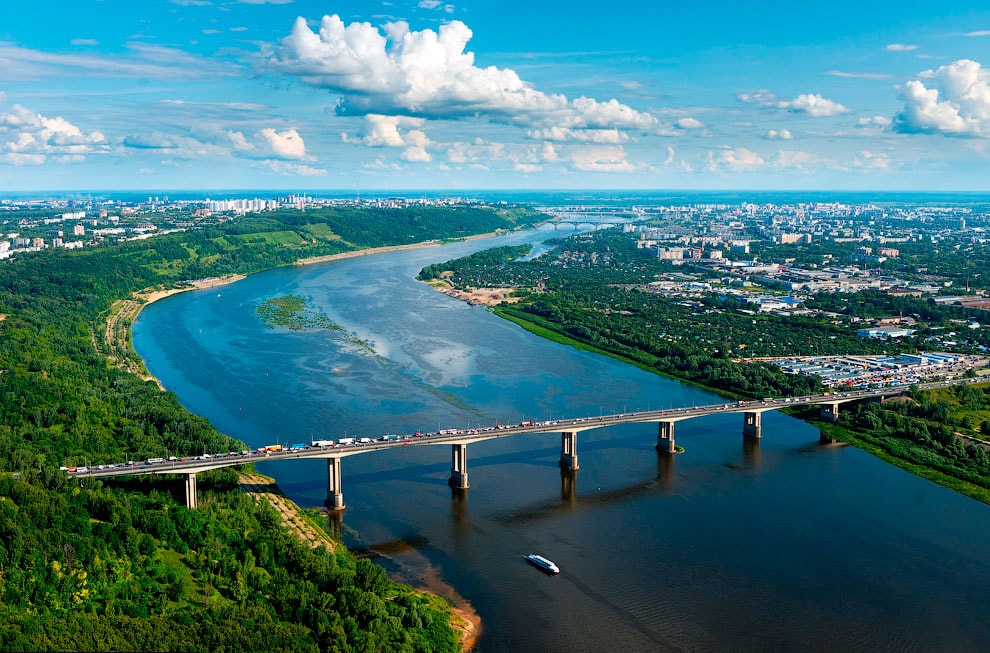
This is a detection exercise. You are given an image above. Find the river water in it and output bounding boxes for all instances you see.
[133,226,990,652]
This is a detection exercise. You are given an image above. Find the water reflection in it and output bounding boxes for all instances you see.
[559,467,577,506]
[655,450,676,491]
[742,436,762,472]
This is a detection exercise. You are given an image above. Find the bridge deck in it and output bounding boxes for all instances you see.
[66,379,977,481]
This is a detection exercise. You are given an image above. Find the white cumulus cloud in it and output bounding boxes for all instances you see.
[763,129,793,140]
[739,90,849,117]
[893,59,990,137]
[527,126,628,143]
[856,116,892,128]
[257,127,307,160]
[886,43,919,52]
[777,93,849,117]
[344,114,433,162]
[706,146,765,172]
[264,15,659,135]
[0,102,108,165]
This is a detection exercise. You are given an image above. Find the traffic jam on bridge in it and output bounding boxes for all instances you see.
[63,377,981,479]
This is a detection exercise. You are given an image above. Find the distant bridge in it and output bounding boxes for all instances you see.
[547,220,623,230]
[69,379,981,510]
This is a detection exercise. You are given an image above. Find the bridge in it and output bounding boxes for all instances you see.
[547,220,623,230]
[68,379,981,510]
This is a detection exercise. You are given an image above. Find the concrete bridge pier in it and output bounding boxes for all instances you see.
[559,431,580,470]
[656,421,676,453]
[449,443,470,489]
[325,457,345,511]
[743,411,763,438]
[820,402,841,423]
[184,473,198,509]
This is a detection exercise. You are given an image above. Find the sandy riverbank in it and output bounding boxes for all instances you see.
[295,229,510,267]
[428,280,525,307]
[134,274,247,304]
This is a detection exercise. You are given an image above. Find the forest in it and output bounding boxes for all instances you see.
[0,204,538,651]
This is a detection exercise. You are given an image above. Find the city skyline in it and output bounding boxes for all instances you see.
[2,1,990,191]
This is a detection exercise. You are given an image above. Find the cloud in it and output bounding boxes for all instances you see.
[662,146,675,166]
[0,102,108,165]
[853,150,891,170]
[70,39,100,46]
[778,93,850,117]
[893,59,990,137]
[418,0,455,11]
[886,43,918,52]
[343,114,434,162]
[527,126,628,143]
[239,0,294,4]
[737,89,778,105]
[676,117,704,129]
[121,125,313,165]
[257,128,306,159]
[122,132,178,149]
[826,70,892,80]
[763,129,793,140]
[263,15,659,136]
[568,145,635,172]
[267,161,327,176]
[0,42,238,81]
[856,115,892,128]
[966,30,990,37]
[739,89,850,117]
[706,146,765,172]
[773,150,819,170]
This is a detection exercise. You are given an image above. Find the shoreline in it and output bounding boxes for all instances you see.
[105,275,246,390]
[295,228,510,267]
[134,274,247,306]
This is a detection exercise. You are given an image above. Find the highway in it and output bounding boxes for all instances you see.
[66,377,983,480]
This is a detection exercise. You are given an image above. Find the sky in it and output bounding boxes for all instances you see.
[2,0,990,191]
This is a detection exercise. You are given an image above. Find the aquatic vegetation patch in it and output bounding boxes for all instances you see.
[257,294,343,331]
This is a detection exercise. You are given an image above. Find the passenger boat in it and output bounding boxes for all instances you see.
[525,554,560,574]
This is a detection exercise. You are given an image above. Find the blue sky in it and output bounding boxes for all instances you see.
[2,0,990,191]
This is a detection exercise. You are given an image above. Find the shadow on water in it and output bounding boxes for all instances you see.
[490,450,679,526]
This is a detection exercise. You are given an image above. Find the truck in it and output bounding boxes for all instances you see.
[358,437,372,444]
[310,439,335,448]
[338,438,356,446]
[520,420,535,427]
[290,443,307,450]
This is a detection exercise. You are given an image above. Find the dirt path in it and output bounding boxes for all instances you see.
[238,472,336,550]
[99,276,245,390]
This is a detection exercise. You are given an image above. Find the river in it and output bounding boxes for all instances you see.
[133,225,990,652]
